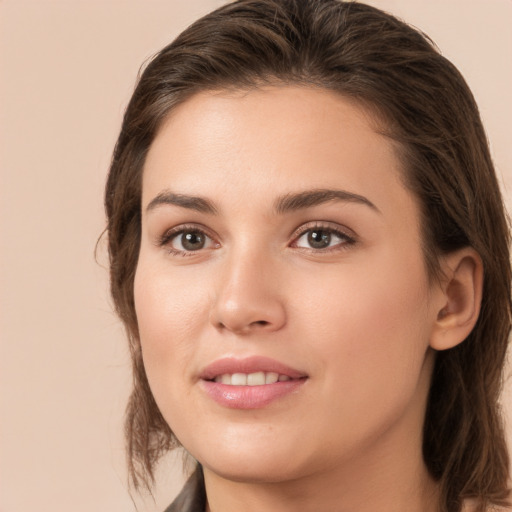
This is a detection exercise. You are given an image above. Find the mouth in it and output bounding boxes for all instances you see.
[211,371,295,386]
[199,356,308,409]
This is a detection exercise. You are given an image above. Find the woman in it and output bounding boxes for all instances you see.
[105,1,511,511]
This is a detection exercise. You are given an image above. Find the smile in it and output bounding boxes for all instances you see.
[199,356,308,409]
[213,372,292,385]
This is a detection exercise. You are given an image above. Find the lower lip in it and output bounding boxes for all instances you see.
[200,379,307,409]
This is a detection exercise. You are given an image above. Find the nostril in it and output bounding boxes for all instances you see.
[209,294,287,334]
[215,319,271,334]
[252,320,270,327]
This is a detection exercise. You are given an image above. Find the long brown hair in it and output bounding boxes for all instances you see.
[105,1,511,510]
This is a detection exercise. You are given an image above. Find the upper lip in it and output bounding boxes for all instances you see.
[199,356,307,381]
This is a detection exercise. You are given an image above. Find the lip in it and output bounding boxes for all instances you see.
[199,356,308,409]
[199,356,307,380]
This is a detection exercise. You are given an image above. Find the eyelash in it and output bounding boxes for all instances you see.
[157,222,357,257]
[291,222,357,253]
[157,223,217,257]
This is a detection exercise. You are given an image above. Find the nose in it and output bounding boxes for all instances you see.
[210,248,287,335]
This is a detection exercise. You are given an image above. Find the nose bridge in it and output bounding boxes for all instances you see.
[211,238,286,334]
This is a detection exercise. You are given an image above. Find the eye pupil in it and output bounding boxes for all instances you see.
[182,231,205,250]
[308,230,331,249]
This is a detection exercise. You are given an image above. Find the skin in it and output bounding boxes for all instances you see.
[135,86,482,512]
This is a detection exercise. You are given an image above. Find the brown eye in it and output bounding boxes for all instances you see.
[169,229,215,253]
[180,231,206,251]
[307,230,332,249]
[294,226,354,251]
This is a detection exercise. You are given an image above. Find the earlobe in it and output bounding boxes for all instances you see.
[429,248,484,351]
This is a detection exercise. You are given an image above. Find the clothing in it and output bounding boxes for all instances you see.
[164,465,206,512]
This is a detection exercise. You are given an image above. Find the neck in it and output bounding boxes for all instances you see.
[203,411,440,512]
[204,462,438,512]
[203,352,439,512]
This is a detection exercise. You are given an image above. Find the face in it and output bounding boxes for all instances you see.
[135,86,441,484]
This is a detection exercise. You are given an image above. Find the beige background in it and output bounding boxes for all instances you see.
[1,1,511,511]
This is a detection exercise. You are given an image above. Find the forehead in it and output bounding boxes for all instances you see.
[142,86,414,221]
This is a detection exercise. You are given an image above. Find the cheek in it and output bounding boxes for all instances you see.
[133,263,211,390]
[294,253,432,411]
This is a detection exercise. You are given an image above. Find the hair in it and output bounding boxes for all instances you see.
[104,1,511,511]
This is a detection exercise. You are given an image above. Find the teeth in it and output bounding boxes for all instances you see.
[265,372,279,384]
[213,371,292,386]
[231,373,247,386]
[247,371,265,386]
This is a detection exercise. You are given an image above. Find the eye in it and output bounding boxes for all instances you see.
[159,226,218,255]
[173,230,211,251]
[293,225,355,251]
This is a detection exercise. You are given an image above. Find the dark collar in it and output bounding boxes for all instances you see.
[164,465,206,512]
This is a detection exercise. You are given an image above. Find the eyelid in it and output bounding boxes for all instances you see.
[290,221,357,250]
[157,223,219,254]
[292,221,356,239]
[155,220,357,256]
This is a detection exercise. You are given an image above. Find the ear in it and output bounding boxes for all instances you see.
[429,248,483,351]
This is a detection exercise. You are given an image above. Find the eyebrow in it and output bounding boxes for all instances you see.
[145,188,379,215]
[146,191,218,214]
[274,188,380,214]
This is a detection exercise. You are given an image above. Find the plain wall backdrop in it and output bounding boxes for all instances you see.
[1,1,511,511]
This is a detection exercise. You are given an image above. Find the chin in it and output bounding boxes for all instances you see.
[202,456,303,484]
[188,432,312,484]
